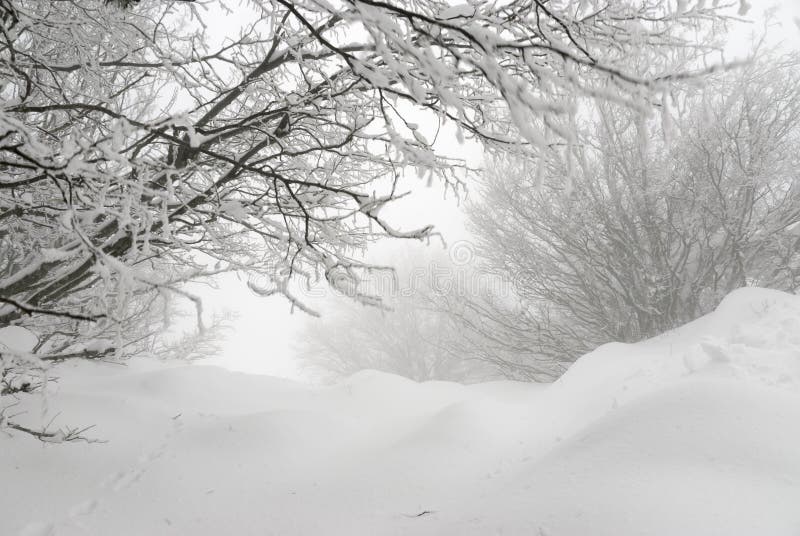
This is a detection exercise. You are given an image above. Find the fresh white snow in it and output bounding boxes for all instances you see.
[3,287,800,535]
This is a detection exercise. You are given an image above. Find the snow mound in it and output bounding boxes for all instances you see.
[3,288,800,535]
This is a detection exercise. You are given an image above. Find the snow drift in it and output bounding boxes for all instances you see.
[3,287,800,535]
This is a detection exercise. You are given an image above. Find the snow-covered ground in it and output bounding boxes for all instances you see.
[3,287,800,535]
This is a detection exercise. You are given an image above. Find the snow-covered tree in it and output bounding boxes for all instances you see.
[0,0,732,427]
[296,295,469,382]
[297,244,498,382]
[461,51,800,376]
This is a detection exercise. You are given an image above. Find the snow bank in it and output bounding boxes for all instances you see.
[3,287,800,535]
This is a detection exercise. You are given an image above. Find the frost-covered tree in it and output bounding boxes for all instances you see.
[461,51,800,376]
[0,0,732,433]
[297,245,497,382]
[297,295,477,382]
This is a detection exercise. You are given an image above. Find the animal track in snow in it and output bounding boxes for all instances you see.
[17,417,182,536]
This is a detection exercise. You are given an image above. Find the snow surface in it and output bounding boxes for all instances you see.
[3,287,800,535]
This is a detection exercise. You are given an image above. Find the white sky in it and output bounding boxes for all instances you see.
[198,0,800,380]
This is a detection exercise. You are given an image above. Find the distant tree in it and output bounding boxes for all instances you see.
[0,0,731,435]
[458,52,800,378]
[297,245,496,382]
[297,296,469,382]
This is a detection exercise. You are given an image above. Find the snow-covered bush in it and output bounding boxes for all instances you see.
[297,296,469,382]
[460,52,800,376]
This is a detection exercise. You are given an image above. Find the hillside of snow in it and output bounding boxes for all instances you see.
[3,287,800,535]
